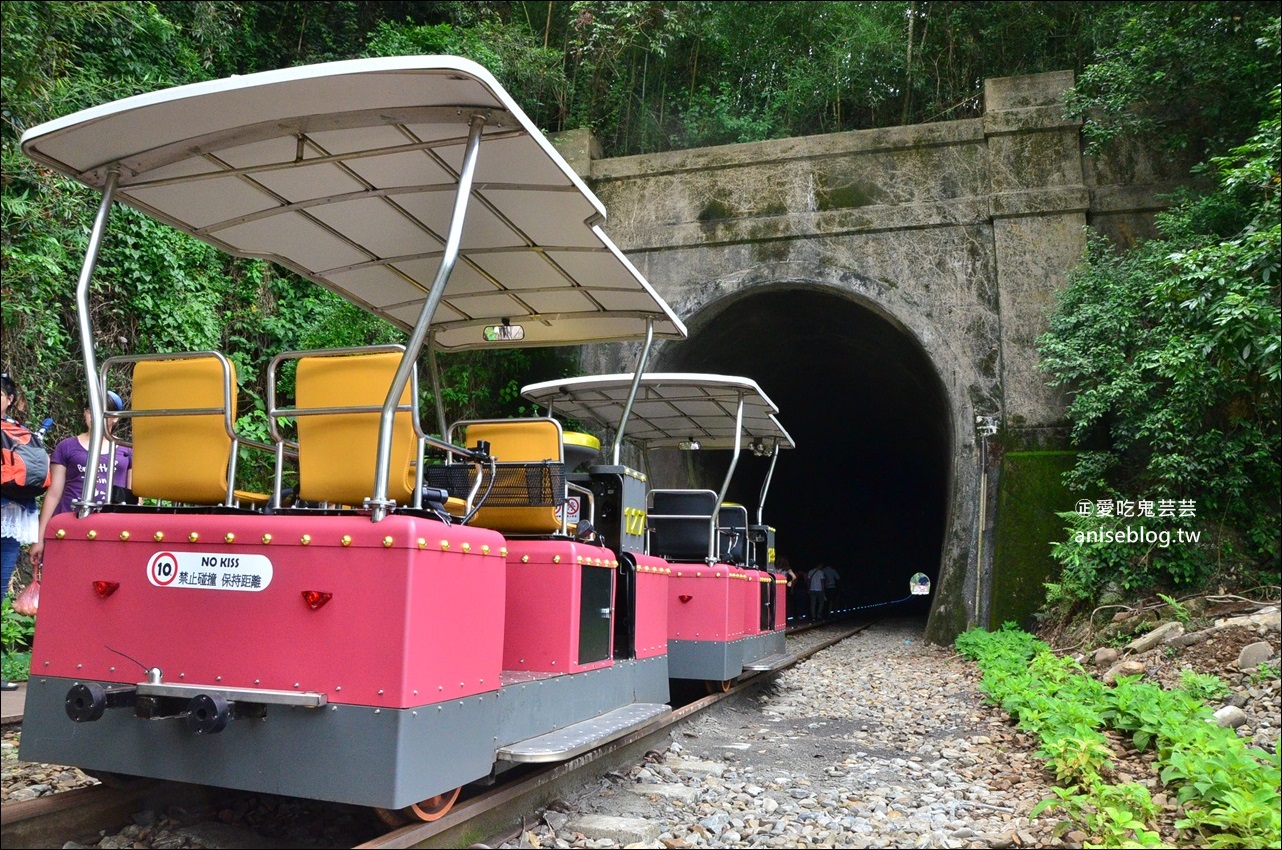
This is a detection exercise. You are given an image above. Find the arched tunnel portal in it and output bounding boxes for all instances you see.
[653,286,952,621]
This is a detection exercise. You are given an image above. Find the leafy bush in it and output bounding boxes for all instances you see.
[958,625,1281,848]
[1039,75,1282,616]
[1178,669,1231,703]
[1045,511,1216,617]
[1,596,35,683]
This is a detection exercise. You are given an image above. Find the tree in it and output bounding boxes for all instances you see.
[1067,1,1280,160]
[1038,62,1280,610]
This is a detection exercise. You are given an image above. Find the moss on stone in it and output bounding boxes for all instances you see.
[990,451,1079,630]
[751,238,790,263]
[816,180,882,211]
[924,546,973,645]
[698,198,735,222]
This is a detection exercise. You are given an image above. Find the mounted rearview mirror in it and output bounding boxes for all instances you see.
[483,323,525,342]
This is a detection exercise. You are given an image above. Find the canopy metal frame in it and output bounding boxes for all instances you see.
[22,56,688,521]
[521,373,794,563]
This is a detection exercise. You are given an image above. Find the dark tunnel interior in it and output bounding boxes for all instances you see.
[654,286,952,619]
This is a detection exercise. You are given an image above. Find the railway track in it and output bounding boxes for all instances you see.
[2,621,868,850]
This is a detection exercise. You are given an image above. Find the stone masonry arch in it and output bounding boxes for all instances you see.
[655,280,955,628]
[556,71,1190,642]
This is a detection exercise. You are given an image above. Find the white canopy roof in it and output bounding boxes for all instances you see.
[20,56,685,350]
[522,373,795,451]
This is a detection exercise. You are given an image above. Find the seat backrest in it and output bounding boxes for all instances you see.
[462,419,564,534]
[131,356,237,505]
[295,351,416,506]
[648,489,718,562]
[718,503,749,565]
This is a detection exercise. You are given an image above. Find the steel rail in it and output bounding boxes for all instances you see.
[357,621,870,849]
[0,622,870,850]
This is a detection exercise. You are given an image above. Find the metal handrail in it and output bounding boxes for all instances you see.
[99,350,251,508]
[74,169,119,517]
[371,113,487,521]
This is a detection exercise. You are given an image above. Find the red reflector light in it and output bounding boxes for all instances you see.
[302,590,333,610]
[93,581,121,598]
[678,594,692,603]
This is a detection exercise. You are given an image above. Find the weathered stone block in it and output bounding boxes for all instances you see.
[629,782,700,803]
[567,814,661,844]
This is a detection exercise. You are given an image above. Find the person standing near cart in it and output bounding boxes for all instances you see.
[1,371,43,691]
[29,391,133,570]
[821,563,840,618]
[807,563,827,621]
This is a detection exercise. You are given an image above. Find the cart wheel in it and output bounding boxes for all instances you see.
[705,679,733,694]
[374,785,461,826]
[407,786,461,821]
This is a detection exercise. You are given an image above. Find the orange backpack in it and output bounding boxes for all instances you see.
[1,419,51,499]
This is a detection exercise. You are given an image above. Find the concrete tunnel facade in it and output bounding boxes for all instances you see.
[581,264,983,644]
[554,70,1191,641]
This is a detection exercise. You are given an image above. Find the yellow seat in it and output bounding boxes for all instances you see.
[563,431,601,469]
[463,419,564,535]
[130,355,251,506]
[294,351,418,507]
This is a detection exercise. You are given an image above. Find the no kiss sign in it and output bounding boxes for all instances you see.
[146,550,274,591]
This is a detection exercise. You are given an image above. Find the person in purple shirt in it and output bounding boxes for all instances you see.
[29,391,132,569]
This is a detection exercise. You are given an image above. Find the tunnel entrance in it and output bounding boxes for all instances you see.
[654,286,952,620]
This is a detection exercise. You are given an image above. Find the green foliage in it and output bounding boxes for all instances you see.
[434,347,578,429]
[1178,669,1232,703]
[1045,511,1213,618]
[1158,593,1191,624]
[1039,74,1282,613]
[552,0,1127,155]
[363,16,568,126]
[958,625,1281,849]
[1249,663,1280,686]
[0,596,35,683]
[1067,2,1280,158]
[1,1,206,141]
[95,207,230,353]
